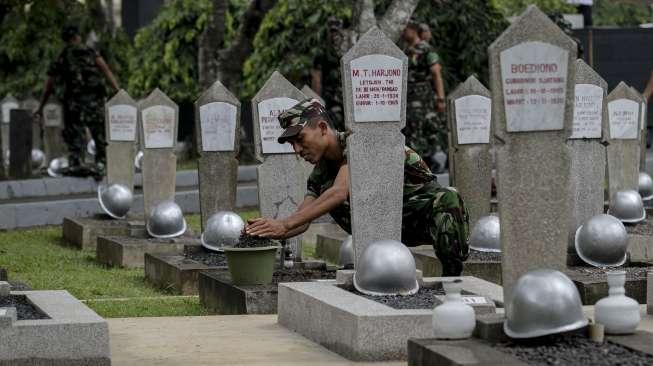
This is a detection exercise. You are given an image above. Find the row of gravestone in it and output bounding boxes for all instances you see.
[0,96,66,179]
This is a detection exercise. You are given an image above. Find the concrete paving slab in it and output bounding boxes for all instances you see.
[107,315,405,366]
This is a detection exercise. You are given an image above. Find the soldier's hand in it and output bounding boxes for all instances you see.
[436,99,446,113]
[245,217,290,239]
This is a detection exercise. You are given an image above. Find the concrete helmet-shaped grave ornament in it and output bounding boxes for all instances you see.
[504,269,588,338]
[134,150,143,172]
[31,149,46,170]
[98,183,134,219]
[638,172,653,201]
[608,189,646,224]
[468,215,500,253]
[201,211,245,252]
[575,214,629,267]
[146,200,187,238]
[46,156,69,177]
[353,239,419,296]
[339,235,354,269]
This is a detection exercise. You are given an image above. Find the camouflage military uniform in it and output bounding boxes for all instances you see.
[312,46,345,131]
[306,131,470,276]
[404,40,447,169]
[47,43,107,169]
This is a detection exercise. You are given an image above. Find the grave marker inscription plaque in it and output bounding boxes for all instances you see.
[106,89,138,191]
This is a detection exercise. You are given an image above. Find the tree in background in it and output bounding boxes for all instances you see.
[493,0,575,17]
[593,0,650,27]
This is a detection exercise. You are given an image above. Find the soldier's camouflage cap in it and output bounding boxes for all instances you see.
[277,98,328,144]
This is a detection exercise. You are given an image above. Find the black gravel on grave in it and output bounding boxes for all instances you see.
[497,333,653,366]
[272,268,336,283]
[468,249,501,262]
[567,265,651,280]
[626,219,653,236]
[232,234,278,248]
[0,295,49,320]
[185,248,227,267]
[348,287,445,309]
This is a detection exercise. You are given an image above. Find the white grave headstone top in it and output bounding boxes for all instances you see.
[608,98,639,140]
[43,103,63,127]
[199,102,237,152]
[1,101,19,124]
[570,83,603,139]
[454,95,492,144]
[108,104,138,141]
[500,41,569,132]
[350,54,403,122]
[142,105,175,148]
[258,97,298,154]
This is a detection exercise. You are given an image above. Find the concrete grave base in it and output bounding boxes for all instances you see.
[96,235,199,268]
[277,274,502,361]
[145,246,225,295]
[411,246,502,285]
[199,261,335,315]
[565,265,650,305]
[628,233,653,262]
[408,330,653,366]
[62,215,145,250]
[648,271,653,315]
[0,290,110,365]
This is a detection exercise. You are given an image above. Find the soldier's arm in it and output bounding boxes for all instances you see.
[283,163,349,231]
[311,68,322,96]
[431,63,445,111]
[96,56,120,92]
[644,69,653,102]
[36,77,55,115]
[283,196,316,237]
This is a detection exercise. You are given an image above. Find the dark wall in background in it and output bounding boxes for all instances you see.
[574,27,653,126]
[122,0,164,39]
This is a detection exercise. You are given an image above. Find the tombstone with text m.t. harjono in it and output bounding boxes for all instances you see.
[489,5,577,305]
[106,89,138,191]
[252,71,307,260]
[341,27,407,266]
[447,76,493,227]
[139,88,179,220]
[195,81,241,230]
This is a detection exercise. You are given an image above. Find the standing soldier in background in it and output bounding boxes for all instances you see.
[402,21,447,173]
[310,17,347,131]
[36,25,119,177]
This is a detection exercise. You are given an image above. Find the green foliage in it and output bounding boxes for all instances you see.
[241,0,352,99]
[493,0,575,17]
[127,0,211,102]
[593,0,650,27]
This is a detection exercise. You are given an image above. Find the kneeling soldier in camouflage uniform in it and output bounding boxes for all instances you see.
[245,99,469,276]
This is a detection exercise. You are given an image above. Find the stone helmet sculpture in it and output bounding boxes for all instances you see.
[638,172,653,201]
[97,183,133,219]
[504,269,588,339]
[353,239,419,296]
[339,235,354,269]
[31,149,46,170]
[47,156,69,177]
[608,189,646,224]
[468,216,500,253]
[87,139,96,156]
[201,211,245,252]
[134,151,143,172]
[575,214,628,268]
[146,201,187,239]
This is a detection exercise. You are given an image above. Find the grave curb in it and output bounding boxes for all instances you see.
[145,251,222,295]
[0,290,110,365]
[96,236,199,268]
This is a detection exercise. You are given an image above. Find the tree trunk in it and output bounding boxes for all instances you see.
[198,0,228,89]
[216,0,278,93]
[378,0,421,43]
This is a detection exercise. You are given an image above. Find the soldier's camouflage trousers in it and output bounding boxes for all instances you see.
[63,104,106,167]
[402,187,470,276]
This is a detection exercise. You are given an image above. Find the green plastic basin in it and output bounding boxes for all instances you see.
[223,246,280,285]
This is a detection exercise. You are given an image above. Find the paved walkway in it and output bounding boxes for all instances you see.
[108,315,405,366]
[108,308,653,365]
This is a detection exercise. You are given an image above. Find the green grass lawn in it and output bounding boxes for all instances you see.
[0,211,260,318]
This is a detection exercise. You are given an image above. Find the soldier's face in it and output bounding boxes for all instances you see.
[289,120,330,164]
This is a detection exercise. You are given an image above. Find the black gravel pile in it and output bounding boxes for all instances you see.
[0,295,49,320]
[272,268,336,283]
[469,249,501,262]
[185,249,227,267]
[497,333,653,366]
[567,265,651,280]
[232,234,278,248]
[626,219,653,236]
[350,287,445,309]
